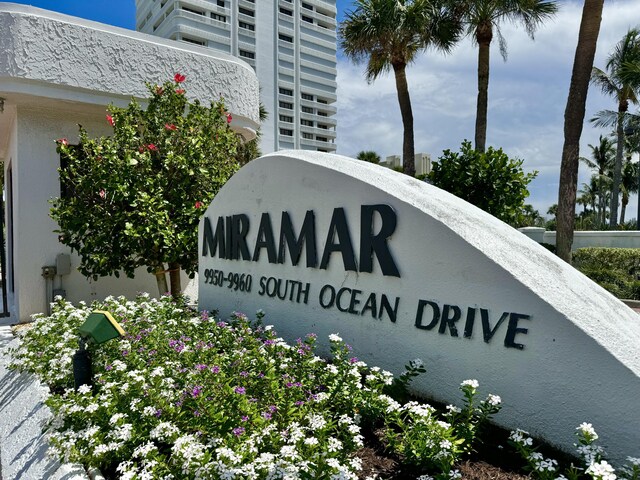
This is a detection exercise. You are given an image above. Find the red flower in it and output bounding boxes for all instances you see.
[165,123,177,131]
[175,88,185,95]
[106,114,114,127]
[155,85,164,95]
[195,201,204,209]
[138,146,145,153]
[174,73,186,83]
[99,189,106,199]
[147,144,158,151]
[225,112,232,124]
[57,138,69,146]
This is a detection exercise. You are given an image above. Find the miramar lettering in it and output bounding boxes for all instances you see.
[202,204,400,277]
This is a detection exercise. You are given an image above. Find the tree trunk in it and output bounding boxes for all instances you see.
[609,108,627,227]
[393,63,415,177]
[154,265,168,296]
[556,0,604,263]
[620,192,628,224]
[169,262,182,297]
[475,26,492,153]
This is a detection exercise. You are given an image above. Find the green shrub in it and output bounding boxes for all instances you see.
[573,248,640,299]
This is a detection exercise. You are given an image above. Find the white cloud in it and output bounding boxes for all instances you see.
[335,0,640,217]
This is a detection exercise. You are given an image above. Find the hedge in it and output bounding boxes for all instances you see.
[573,248,640,300]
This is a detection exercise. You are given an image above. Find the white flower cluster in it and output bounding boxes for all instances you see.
[586,460,617,480]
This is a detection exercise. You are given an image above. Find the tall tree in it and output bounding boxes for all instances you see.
[579,135,614,227]
[340,0,461,176]
[591,28,640,228]
[619,156,638,224]
[556,0,604,263]
[462,0,557,152]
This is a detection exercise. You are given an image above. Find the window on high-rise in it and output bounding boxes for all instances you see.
[239,7,254,16]
[279,87,293,96]
[301,119,314,127]
[280,129,293,136]
[302,133,313,139]
[211,13,226,22]
[302,3,313,10]
[182,6,205,16]
[217,0,225,6]
[279,7,293,16]
[239,50,255,59]
[301,15,313,23]
[317,136,328,142]
[301,93,314,101]
[279,101,293,110]
[239,21,254,31]
[279,115,293,123]
[301,106,314,114]
[278,34,293,43]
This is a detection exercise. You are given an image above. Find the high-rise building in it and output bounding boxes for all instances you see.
[136,0,338,154]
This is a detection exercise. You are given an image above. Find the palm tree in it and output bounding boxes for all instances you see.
[556,0,604,263]
[356,150,382,163]
[462,0,557,152]
[340,0,461,176]
[619,157,638,224]
[579,135,614,227]
[591,28,640,228]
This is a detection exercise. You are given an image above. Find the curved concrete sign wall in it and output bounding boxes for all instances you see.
[199,151,640,461]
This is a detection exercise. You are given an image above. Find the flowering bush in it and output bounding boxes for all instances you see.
[510,423,640,480]
[51,74,239,296]
[10,295,502,479]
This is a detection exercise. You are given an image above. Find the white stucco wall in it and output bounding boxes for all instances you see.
[520,227,640,250]
[0,3,259,321]
[200,151,640,464]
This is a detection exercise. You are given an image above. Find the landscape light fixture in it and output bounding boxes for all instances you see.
[73,310,125,389]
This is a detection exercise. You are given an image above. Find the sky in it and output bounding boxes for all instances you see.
[7,0,640,218]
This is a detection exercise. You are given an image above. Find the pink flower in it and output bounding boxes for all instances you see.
[195,201,203,209]
[147,144,158,151]
[57,138,69,146]
[165,123,177,131]
[99,189,106,199]
[155,85,164,95]
[225,112,232,124]
[175,88,185,95]
[106,114,114,127]
[174,73,186,83]
[138,146,145,153]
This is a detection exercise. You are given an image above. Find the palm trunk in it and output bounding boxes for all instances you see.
[393,63,415,177]
[556,0,604,263]
[154,265,168,296]
[621,192,628,224]
[169,262,182,297]
[475,27,492,153]
[609,108,627,228]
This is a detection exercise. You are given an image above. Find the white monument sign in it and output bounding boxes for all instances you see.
[199,151,640,461]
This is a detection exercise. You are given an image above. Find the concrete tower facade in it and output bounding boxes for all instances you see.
[136,0,338,154]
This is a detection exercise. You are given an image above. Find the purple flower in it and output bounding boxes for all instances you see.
[295,400,304,406]
[155,409,163,417]
[122,350,129,356]
[211,366,220,374]
[349,357,359,364]
[233,427,245,436]
[241,416,249,422]
[194,410,201,417]
[191,386,203,398]
[263,339,275,346]
[262,412,272,420]
[217,321,227,328]
[268,405,277,413]
[105,364,113,371]
[195,364,207,371]
[235,386,246,395]
[240,371,249,377]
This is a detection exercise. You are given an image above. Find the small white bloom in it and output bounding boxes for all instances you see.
[328,333,343,342]
[461,379,479,389]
